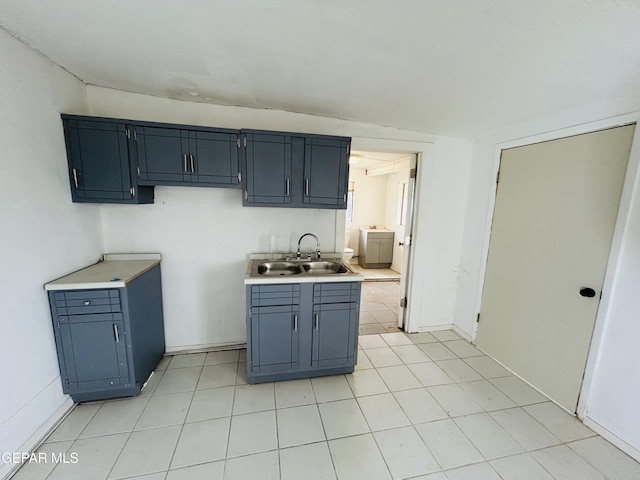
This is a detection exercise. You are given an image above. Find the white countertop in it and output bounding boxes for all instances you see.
[44,254,161,291]
[359,228,394,233]
[244,253,364,285]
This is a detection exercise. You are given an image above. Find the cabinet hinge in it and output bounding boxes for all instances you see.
[56,321,60,329]
[249,307,253,316]
[410,167,417,179]
[250,361,254,371]
[400,297,407,308]
[476,313,481,323]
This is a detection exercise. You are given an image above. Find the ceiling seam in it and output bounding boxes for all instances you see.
[0,23,86,85]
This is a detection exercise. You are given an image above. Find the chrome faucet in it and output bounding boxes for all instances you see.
[296,233,321,260]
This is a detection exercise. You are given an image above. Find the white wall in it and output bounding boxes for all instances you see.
[0,30,100,477]
[581,122,640,460]
[384,170,410,273]
[407,137,473,333]
[454,100,640,458]
[346,167,388,256]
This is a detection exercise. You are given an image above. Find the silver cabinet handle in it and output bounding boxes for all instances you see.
[183,154,188,172]
[83,300,91,306]
[72,168,79,188]
[190,154,195,173]
[305,178,310,196]
[113,324,120,343]
[293,314,298,332]
[314,313,319,330]
[286,178,290,195]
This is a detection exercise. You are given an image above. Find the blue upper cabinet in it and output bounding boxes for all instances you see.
[241,130,351,209]
[136,124,240,188]
[242,131,294,205]
[62,116,154,204]
[61,115,350,207]
[303,136,350,207]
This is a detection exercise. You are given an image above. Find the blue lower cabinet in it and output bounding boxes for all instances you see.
[48,265,165,402]
[246,282,361,384]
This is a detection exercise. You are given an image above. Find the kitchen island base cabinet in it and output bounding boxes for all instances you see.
[48,264,165,403]
[246,282,360,384]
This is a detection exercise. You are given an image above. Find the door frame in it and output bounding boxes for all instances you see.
[472,113,640,418]
[345,137,434,333]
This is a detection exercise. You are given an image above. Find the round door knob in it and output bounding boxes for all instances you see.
[398,242,404,246]
[579,287,596,298]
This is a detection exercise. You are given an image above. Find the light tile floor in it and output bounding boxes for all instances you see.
[348,261,401,282]
[359,281,402,335]
[13,331,640,480]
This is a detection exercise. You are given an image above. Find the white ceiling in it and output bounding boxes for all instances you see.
[2,0,639,138]
[350,150,412,170]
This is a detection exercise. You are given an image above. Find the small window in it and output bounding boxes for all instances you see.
[346,182,355,222]
[397,182,408,225]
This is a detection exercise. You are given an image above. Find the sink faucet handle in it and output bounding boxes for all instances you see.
[284,252,291,261]
[316,249,321,260]
[307,251,312,260]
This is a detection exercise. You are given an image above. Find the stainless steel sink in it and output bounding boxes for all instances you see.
[301,260,349,274]
[256,261,303,276]
[254,259,352,276]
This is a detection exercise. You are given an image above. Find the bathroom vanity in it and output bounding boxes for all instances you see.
[359,228,395,268]
[244,255,363,383]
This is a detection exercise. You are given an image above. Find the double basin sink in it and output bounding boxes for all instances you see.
[255,259,352,277]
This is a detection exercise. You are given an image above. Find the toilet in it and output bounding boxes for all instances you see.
[343,227,354,262]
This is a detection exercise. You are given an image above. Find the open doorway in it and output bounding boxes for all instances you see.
[345,150,417,335]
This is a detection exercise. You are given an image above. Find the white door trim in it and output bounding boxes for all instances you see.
[471,112,640,418]
[350,137,433,333]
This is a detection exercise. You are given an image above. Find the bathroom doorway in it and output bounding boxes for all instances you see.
[345,150,417,334]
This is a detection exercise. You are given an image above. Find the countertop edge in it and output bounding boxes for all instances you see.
[44,255,161,291]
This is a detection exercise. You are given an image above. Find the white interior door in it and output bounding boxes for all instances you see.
[476,125,634,412]
[398,155,418,328]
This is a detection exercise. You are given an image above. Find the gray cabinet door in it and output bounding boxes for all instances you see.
[58,314,129,392]
[303,137,350,208]
[311,303,358,367]
[189,130,240,186]
[378,237,394,263]
[62,115,154,204]
[250,305,300,373]
[136,126,188,184]
[243,131,293,205]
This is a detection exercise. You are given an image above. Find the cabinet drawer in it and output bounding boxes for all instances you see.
[54,289,121,315]
[250,284,300,306]
[313,282,361,304]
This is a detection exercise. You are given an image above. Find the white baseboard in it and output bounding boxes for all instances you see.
[582,416,640,463]
[165,341,246,355]
[413,324,453,334]
[0,379,73,480]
